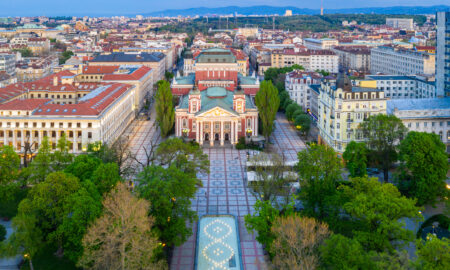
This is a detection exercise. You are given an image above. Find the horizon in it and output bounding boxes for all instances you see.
[0,1,448,17]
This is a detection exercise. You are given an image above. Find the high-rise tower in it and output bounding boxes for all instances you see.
[321,0,324,16]
[436,11,450,97]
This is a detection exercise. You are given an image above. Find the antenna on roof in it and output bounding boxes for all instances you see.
[321,0,324,16]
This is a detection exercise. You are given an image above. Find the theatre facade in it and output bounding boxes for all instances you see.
[172,48,260,146]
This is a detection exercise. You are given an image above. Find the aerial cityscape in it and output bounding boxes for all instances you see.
[0,1,449,270]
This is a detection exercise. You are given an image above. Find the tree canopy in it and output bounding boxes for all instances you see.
[343,141,368,178]
[255,80,280,141]
[155,80,175,138]
[398,131,449,206]
[359,114,407,182]
[137,165,197,248]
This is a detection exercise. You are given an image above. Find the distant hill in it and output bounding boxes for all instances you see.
[145,5,450,17]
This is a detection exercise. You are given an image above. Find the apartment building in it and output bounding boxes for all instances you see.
[0,53,16,76]
[386,18,414,31]
[332,46,371,72]
[370,46,435,76]
[271,48,338,73]
[365,75,436,99]
[285,70,322,111]
[318,72,387,153]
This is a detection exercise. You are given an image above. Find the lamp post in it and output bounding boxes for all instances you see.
[182,128,190,138]
[246,128,252,138]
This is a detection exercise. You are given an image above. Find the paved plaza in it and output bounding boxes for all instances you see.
[170,114,307,270]
[125,113,307,270]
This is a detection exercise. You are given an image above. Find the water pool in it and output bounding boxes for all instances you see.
[195,215,243,270]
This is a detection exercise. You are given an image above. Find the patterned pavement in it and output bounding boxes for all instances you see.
[125,112,307,270]
[170,114,307,270]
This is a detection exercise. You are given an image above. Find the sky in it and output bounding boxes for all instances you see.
[0,0,447,17]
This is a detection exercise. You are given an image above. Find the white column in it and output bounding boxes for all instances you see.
[231,120,235,144]
[210,121,214,146]
[254,116,258,136]
[220,120,224,146]
[235,120,239,143]
[196,120,199,142]
[199,121,203,145]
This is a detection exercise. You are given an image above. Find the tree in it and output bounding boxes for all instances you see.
[155,138,209,178]
[78,183,167,270]
[343,141,368,177]
[398,132,449,206]
[0,145,20,200]
[271,215,330,270]
[359,114,407,182]
[255,80,280,141]
[0,211,43,270]
[286,103,301,121]
[247,153,295,206]
[90,163,121,195]
[320,234,374,270]
[339,177,421,252]
[56,186,102,262]
[88,136,135,177]
[155,80,175,138]
[51,133,74,171]
[294,114,311,136]
[245,200,293,256]
[296,144,342,218]
[292,109,304,122]
[14,47,32,57]
[137,165,197,247]
[415,236,450,270]
[164,71,174,81]
[279,91,290,111]
[65,154,102,182]
[27,136,52,184]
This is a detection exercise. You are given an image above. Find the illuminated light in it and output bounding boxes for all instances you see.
[201,219,235,270]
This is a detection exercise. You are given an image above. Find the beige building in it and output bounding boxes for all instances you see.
[0,83,136,155]
[318,73,387,153]
[271,49,339,73]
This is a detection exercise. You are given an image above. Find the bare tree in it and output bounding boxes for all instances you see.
[271,215,330,270]
[77,183,167,270]
[22,134,37,168]
[131,140,158,170]
[247,152,296,207]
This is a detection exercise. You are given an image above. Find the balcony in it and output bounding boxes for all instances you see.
[346,118,353,123]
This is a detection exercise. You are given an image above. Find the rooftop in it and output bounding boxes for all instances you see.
[90,52,165,63]
[387,98,450,114]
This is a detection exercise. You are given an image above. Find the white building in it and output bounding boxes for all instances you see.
[304,38,339,50]
[370,46,435,76]
[0,53,16,76]
[365,75,436,99]
[285,70,322,111]
[386,18,414,31]
[271,48,339,73]
[387,98,450,152]
[0,83,136,155]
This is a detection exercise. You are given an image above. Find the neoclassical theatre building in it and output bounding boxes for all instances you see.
[172,48,260,146]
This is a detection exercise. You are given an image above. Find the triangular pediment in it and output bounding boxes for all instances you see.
[196,106,238,117]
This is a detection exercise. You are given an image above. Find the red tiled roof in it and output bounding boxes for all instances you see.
[0,83,27,103]
[103,66,152,81]
[82,65,120,74]
[34,83,132,116]
[0,99,50,111]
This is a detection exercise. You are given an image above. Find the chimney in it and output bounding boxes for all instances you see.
[53,76,58,86]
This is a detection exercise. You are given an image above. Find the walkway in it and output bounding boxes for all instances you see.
[170,114,307,270]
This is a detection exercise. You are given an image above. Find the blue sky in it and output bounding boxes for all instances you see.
[0,0,447,16]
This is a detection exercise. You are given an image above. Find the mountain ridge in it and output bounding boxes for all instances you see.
[144,5,450,17]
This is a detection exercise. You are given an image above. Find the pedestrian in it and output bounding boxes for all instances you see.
[205,191,208,198]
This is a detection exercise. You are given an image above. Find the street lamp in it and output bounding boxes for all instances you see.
[246,128,252,138]
[182,128,190,138]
